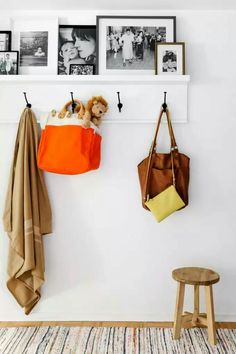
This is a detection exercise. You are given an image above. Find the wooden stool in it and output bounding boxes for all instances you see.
[172,267,220,346]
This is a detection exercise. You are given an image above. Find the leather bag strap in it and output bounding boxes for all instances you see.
[143,108,178,203]
[152,108,178,152]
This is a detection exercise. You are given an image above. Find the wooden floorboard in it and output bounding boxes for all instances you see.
[0,321,235,329]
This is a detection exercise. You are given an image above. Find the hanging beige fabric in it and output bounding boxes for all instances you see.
[3,108,52,315]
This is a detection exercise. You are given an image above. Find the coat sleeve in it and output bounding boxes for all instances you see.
[2,119,23,234]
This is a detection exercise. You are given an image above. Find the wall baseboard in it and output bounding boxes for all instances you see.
[0,321,236,329]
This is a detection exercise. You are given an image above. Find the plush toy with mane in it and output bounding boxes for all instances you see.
[83,96,108,128]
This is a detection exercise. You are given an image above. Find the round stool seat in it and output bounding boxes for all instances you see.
[172,267,220,286]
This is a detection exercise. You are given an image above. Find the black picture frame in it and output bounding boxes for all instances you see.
[0,31,12,51]
[0,51,19,75]
[69,63,95,75]
[96,16,176,74]
[58,25,96,75]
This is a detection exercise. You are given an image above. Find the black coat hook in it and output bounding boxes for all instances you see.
[117,92,123,113]
[162,91,167,112]
[23,92,31,108]
[70,92,76,113]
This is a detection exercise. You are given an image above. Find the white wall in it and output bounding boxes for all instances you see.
[0,10,236,321]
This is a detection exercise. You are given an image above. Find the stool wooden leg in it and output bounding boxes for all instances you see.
[192,285,199,326]
[173,282,185,339]
[205,285,217,345]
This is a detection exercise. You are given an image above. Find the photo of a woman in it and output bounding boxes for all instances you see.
[121,28,134,66]
[58,25,96,75]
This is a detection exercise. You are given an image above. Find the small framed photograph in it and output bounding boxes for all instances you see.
[155,42,185,75]
[12,16,58,74]
[69,63,95,75]
[0,51,19,75]
[97,16,176,75]
[0,31,11,51]
[58,25,96,75]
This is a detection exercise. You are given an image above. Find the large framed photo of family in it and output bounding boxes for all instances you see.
[12,16,58,74]
[58,25,96,75]
[155,42,185,75]
[96,16,176,75]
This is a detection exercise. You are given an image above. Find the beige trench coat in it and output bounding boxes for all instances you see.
[3,108,52,315]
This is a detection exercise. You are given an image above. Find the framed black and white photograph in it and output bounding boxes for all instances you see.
[58,25,96,75]
[69,63,95,75]
[12,16,58,74]
[0,51,19,75]
[97,16,176,75]
[0,31,11,51]
[155,42,185,75]
[20,31,48,67]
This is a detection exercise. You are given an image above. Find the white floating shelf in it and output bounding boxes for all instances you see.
[0,74,190,85]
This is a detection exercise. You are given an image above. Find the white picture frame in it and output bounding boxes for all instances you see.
[155,42,185,75]
[11,16,58,75]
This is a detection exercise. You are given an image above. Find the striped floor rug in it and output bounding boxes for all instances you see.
[0,326,236,354]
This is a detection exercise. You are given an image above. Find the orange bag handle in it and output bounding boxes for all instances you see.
[58,99,85,119]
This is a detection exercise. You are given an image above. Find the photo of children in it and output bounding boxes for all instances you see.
[0,51,18,75]
[106,26,166,70]
[155,42,185,75]
[162,50,177,72]
[20,31,48,66]
[70,64,95,75]
[58,26,96,75]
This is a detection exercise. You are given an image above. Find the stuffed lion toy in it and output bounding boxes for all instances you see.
[83,96,108,128]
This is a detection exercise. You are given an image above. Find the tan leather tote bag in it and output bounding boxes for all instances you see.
[138,108,190,210]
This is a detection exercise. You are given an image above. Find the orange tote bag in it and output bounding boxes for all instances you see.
[37,100,102,175]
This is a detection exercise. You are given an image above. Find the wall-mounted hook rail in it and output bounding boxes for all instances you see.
[23,92,31,108]
[117,92,123,113]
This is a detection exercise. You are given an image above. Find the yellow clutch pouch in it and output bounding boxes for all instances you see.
[145,185,185,223]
